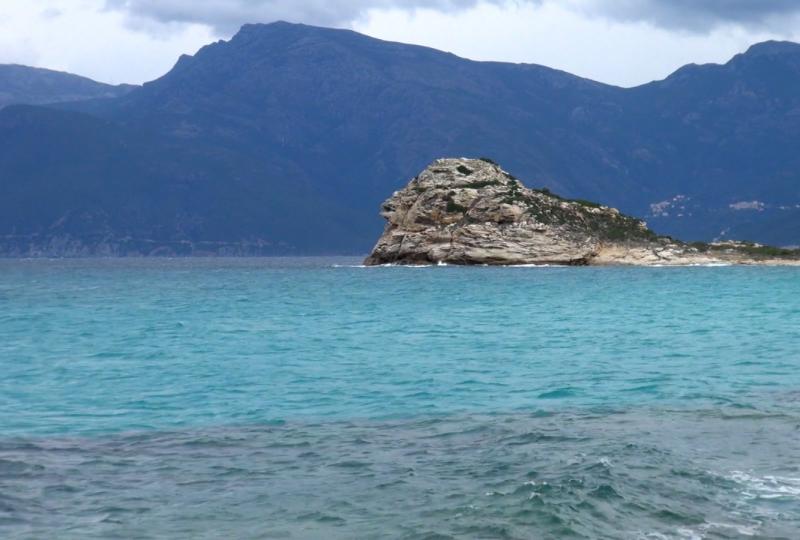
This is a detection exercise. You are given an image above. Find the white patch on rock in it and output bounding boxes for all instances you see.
[729,201,765,211]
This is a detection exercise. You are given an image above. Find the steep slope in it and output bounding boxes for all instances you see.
[0,65,134,109]
[366,158,656,265]
[102,22,628,206]
[1,24,799,255]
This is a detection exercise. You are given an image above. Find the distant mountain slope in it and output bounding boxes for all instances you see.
[622,40,800,242]
[105,22,626,202]
[1,23,799,255]
[0,65,134,109]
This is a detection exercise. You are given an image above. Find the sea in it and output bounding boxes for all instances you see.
[1,258,799,539]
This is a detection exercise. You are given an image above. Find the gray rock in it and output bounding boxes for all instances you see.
[365,158,800,266]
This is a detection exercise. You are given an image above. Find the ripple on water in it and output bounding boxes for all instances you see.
[3,261,800,435]
[0,409,798,539]
[2,260,800,538]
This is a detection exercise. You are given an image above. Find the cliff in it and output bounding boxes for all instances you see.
[365,159,800,266]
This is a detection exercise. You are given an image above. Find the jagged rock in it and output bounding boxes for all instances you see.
[365,158,800,266]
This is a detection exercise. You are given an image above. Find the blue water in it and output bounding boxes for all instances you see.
[1,258,800,538]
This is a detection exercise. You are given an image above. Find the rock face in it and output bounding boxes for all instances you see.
[365,158,800,266]
[365,158,653,265]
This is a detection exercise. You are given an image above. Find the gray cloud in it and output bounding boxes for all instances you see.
[105,0,514,34]
[581,0,800,32]
[105,0,800,36]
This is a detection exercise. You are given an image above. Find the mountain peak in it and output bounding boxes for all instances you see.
[233,20,351,41]
[743,40,800,58]
[218,20,372,58]
[657,39,800,86]
[238,20,306,34]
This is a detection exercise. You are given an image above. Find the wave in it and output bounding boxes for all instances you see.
[729,471,800,500]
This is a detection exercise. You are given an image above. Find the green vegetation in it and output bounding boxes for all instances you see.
[446,200,468,213]
[464,180,502,189]
[728,244,797,258]
[532,187,565,202]
[502,179,527,205]
[569,198,603,209]
[478,157,498,165]
[739,245,799,258]
[456,165,474,176]
[600,221,658,242]
[532,187,605,210]
[445,191,468,213]
[503,181,659,241]
[689,241,799,258]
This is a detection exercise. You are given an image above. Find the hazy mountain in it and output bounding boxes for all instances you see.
[0,65,135,110]
[621,40,800,243]
[1,22,799,255]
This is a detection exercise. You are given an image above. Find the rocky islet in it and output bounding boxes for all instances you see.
[365,158,800,266]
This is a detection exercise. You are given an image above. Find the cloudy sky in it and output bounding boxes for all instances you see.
[2,0,800,87]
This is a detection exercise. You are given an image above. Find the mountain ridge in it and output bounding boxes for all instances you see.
[0,64,135,110]
[1,22,799,255]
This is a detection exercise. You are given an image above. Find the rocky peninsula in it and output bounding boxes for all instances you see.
[365,158,800,266]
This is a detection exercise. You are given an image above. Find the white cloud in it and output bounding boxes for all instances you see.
[353,2,793,87]
[0,0,215,85]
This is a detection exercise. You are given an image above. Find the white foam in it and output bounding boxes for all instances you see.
[704,522,757,536]
[334,262,741,269]
[505,264,568,268]
[729,471,800,500]
[638,521,759,540]
[649,263,734,268]
[675,528,703,540]
[330,264,432,268]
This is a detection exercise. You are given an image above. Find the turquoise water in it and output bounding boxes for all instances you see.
[1,259,800,538]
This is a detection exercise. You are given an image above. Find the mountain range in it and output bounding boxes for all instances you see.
[1,22,799,255]
[0,64,134,110]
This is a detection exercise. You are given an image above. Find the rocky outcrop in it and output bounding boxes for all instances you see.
[365,158,800,266]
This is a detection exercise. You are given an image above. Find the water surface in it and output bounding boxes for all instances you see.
[1,259,799,538]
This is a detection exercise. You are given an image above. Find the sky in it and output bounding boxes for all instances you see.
[2,0,800,87]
